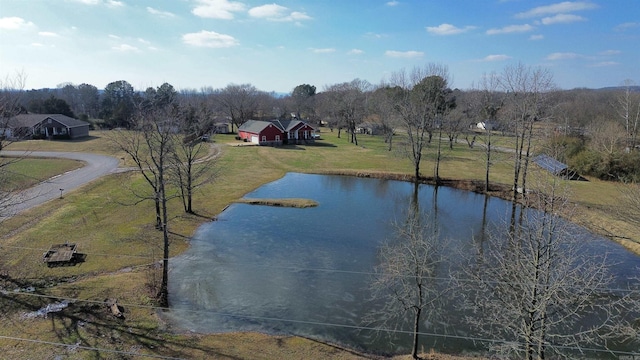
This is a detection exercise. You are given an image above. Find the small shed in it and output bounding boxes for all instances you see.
[533,154,585,180]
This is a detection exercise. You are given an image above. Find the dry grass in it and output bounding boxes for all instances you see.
[0,130,637,359]
[235,197,319,208]
[1,157,82,190]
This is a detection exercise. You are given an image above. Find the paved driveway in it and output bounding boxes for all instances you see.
[1,151,119,221]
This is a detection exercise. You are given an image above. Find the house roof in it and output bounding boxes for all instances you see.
[10,114,89,129]
[238,120,278,134]
[277,119,304,131]
[533,154,568,175]
[239,119,316,133]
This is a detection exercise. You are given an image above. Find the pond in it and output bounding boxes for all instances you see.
[165,173,640,356]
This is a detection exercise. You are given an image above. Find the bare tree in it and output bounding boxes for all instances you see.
[213,83,260,132]
[390,64,452,182]
[459,176,616,359]
[169,100,219,214]
[368,205,447,360]
[426,77,456,184]
[617,181,640,230]
[607,270,640,350]
[0,72,27,218]
[369,84,402,151]
[442,93,466,150]
[322,79,371,145]
[499,63,555,202]
[588,118,627,157]
[109,95,177,306]
[470,72,504,193]
[614,79,640,150]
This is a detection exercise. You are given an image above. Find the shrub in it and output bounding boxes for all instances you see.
[569,149,640,182]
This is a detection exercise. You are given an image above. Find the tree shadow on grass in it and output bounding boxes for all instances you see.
[0,272,244,359]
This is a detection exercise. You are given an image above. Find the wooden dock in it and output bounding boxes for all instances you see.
[43,243,78,267]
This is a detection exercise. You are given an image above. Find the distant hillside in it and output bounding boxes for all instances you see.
[595,85,640,92]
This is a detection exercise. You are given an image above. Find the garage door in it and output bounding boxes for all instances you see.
[251,135,259,144]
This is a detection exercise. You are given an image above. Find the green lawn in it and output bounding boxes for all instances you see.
[0,129,637,359]
[1,157,82,191]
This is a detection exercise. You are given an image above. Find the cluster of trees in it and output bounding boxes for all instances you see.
[369,177,640,359]
[11,63,638,183]
[108,83,219,306]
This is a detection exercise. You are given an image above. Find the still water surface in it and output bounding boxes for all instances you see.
[166,173,640,355]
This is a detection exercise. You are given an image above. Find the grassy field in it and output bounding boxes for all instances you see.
[1,157,82,191]
[0,130,637,359]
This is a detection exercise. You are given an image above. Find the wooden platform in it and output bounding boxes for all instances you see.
[43,243,78,267]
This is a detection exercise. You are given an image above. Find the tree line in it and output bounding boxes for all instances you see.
[7,63,639,184]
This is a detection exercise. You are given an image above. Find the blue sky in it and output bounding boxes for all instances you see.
[0,0,638,93]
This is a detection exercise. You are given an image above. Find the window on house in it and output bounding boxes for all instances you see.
[262,136,266,142]
[275,135,280,141]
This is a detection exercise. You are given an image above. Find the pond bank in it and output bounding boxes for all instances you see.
[311,169,640,256]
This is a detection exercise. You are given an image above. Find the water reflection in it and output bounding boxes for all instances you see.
[165,173,640,356]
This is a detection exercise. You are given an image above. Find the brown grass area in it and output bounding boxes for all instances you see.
[235,197,319,207]
[0,130,637,360]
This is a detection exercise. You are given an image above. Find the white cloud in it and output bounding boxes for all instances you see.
[365,32,387,39]
[108,34,121,39]
[70,0,100,4]
[516,1,597,18]
[588,61,618,67]
[541,14,585,25]
[182,30,239,48]
[530,34,544,40]
[386,1,399,6]
[385,50,424,58]
[311,48,335,53]
[481,54,512,62]
[426,23,475,35]
[348,49,364,55]
[546,52,581,60]
[288,12,312,21]
[106,0,123,7]
[248,4,311,22]
[112,44,140,52]
[147,7,176,18]
[615,22,640,31]
[137,38,151,45]
[31,42,45,47]
[0,16,35,30]
[598,49,621,56]
[192,0,246,20]
[38,31,59,37]
[486,24,534,35]
[249,4,286,18]
[69,0,123,6]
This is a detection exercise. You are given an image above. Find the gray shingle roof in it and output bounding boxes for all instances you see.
[238,120,281,133]
[238,119,315,134]
[9,114,89,128]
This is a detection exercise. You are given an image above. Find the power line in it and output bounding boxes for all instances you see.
[3,291,639,357]
[0,335,187,360]
[1,243,638,293]
[0,244,156,260]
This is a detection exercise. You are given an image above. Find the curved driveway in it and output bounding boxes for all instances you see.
[1,151,119,221]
